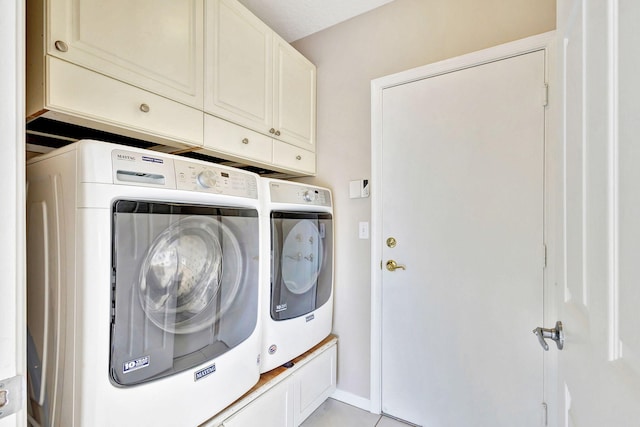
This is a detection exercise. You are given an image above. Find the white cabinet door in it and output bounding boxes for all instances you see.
[47,57,204,146]
[272,141,316,175]
[293,344,336,425]
[223,380,294,427]
[205,0,273,133]
[273,37,316,151]
[47,0,204,107]
[556,0,640,425]
[205,0,316,155]
[203,114,272,164]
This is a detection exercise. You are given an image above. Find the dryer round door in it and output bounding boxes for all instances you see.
[138,216,242,334]
[270,211,333,321]
[281,219,323,294]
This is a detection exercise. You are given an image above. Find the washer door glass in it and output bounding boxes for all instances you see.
[110,201,259,386]
[270,211,333,321]
[138,216,241,334]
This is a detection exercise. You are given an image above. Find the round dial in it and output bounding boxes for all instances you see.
[197,169,217,189]
[302,190,316,202]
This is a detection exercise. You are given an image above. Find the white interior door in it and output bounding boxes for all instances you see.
[557,0,640,424]
[377,48,548,426]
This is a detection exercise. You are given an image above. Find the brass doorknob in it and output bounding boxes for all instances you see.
[386,260,406,271]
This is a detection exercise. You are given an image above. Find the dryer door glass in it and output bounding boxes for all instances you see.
[110,201,259,386]
[270,212,333,321]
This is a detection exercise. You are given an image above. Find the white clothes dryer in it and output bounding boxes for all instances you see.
[26,140,263,427]
[260,178,334,373]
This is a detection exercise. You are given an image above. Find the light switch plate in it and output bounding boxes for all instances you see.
[359,221,369,239]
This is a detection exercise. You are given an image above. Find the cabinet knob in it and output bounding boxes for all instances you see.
[296,155,302,161]
[269,128,276,134]
[275,130,281,136]
[139,103,150,113]
[242,138,249,145]
[54,40,68,52]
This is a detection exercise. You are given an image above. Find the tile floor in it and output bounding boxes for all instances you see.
[300,398,413,427]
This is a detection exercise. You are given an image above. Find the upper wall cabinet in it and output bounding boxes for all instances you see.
[273,37,317,151]
[27,0,316,175]
[47,0,204,108]
[205,0,316,151]
[205,0,272,132]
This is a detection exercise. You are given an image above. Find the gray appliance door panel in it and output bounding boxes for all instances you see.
[110,200,259,386]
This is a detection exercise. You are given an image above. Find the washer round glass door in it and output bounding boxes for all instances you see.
[110,201,259,386]
[138,216,242,334]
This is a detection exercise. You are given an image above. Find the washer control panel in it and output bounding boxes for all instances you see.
[111,149,258,199]
[175,160,258,198]
[269,181,332,207]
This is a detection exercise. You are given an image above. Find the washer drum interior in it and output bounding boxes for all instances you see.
[138,216,241,334]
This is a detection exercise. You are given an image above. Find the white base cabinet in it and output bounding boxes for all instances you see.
[223,380,295,427]
[202,337,337,427]
[295,343,337,422]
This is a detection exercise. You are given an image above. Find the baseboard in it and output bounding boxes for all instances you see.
[330,389,375,413]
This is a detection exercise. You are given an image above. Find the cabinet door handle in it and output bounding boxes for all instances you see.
[242,138,249,144]
[54,40,68,52]
[275,130,281,136]
[139,103,150,113]
[269,128,276,134]
[296,155,302,160]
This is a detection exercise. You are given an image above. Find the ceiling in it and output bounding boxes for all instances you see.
[237,0,395,42]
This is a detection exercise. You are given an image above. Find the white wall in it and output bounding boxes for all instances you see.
[292,0,556,405]
[0,0,26,426]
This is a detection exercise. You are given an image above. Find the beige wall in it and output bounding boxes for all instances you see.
[292,0,555,405]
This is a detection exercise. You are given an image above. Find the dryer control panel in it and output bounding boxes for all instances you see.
[174,160,258,199]
[269,181,332,207]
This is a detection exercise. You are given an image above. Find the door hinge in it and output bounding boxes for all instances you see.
[543,83,549,107]
[541,402,548,426]
[543,244,547,269]
[0,375,25,419]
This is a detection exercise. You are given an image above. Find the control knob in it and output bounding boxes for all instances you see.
[302,190,316,202]
[197,169,217,189]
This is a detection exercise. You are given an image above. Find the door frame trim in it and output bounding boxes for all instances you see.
[370,31,558,418]
[0,1,26,426]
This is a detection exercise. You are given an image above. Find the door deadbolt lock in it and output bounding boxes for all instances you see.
[386,237,397,248]
[533,321,564,351]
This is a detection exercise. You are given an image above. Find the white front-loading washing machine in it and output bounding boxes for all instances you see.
[26,140,263,427]
[260,178,334,373]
